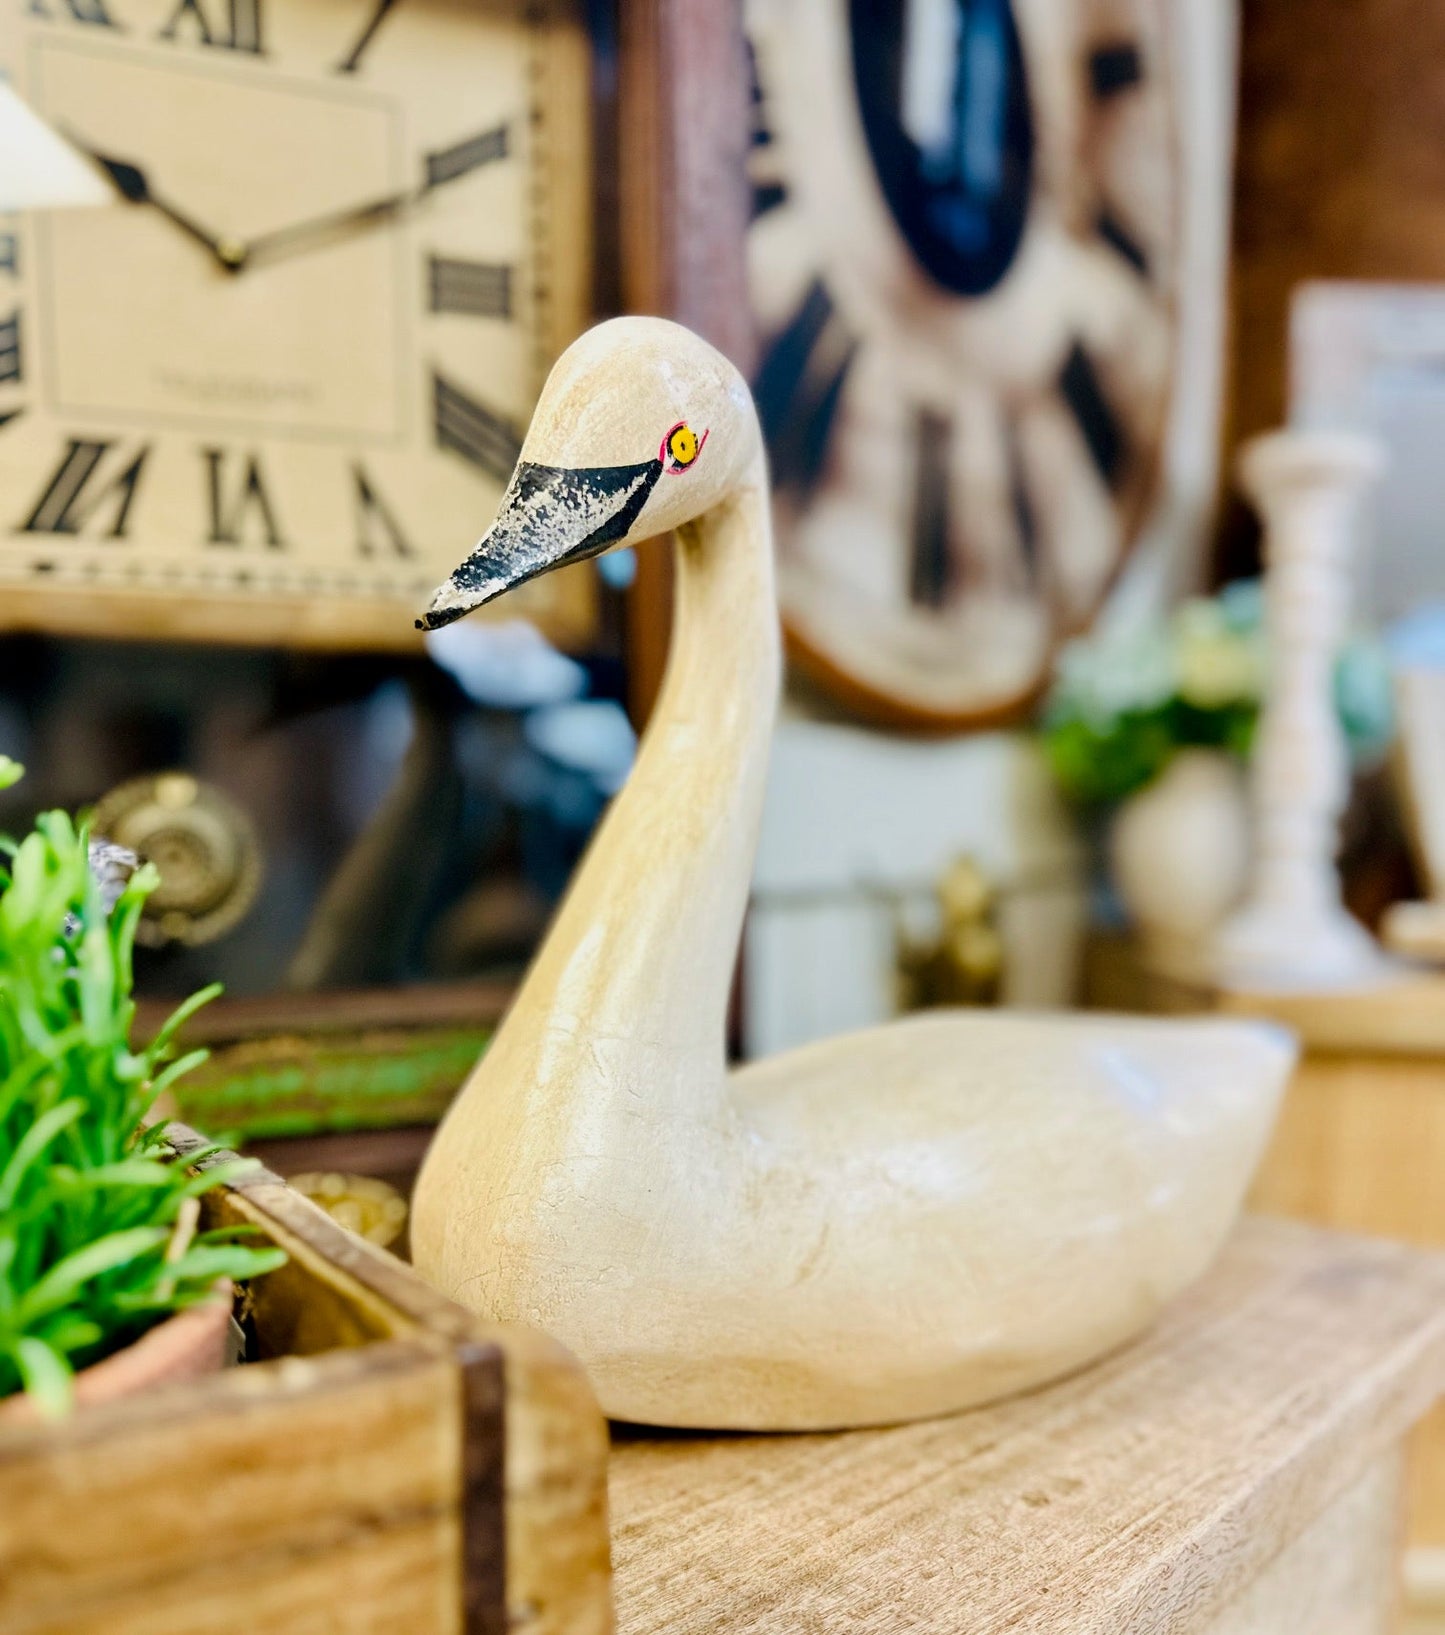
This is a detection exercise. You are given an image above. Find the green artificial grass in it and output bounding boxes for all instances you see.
[0,757,284,1416]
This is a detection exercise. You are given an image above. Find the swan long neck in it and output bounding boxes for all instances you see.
[484,446,778,1116]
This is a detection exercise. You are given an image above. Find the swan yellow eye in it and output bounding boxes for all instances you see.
[667,424,699,466]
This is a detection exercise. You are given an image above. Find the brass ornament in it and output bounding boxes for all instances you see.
[91,774,262,948]
[288,1173,409,1250]
[895,856,1005,1011]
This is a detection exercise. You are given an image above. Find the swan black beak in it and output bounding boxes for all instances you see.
[417,457,663,632]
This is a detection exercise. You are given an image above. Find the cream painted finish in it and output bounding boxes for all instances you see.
[413,317,1296,1431]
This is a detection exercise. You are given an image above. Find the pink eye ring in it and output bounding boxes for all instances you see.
[661,421,707,472]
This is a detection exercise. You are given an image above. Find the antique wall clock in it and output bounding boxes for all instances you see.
[746,0,1225,728]
[0,0,593,649]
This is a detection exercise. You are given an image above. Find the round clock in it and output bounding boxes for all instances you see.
[0,0,593,650]
[747,0,1182,727]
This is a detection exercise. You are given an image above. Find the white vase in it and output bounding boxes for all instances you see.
[1109,750,1250,981]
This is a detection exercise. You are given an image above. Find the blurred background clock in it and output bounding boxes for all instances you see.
[0,0,594,650]
[746,0,1219,729]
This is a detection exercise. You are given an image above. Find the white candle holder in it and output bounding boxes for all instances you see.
[1213,428,1388,991]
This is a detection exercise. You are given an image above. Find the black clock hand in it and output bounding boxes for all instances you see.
[65,130,246,273]
[240,185,420,268]
[241,124,509,269]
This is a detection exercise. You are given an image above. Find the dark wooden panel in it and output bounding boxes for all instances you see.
[617,0,754,723]
[1225,0,1445,573]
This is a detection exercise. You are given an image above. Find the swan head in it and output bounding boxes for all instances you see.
[418,316,757,631]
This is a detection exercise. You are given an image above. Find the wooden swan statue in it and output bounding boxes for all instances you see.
[412,317,1294,1431]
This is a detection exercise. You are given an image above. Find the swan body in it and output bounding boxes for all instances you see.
[412,317,1294,1431]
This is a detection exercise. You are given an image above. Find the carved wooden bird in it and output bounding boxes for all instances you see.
[412,317,1294,1431]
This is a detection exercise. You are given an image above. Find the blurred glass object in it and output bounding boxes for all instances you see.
[596,547,637,591]
[1386,604,1445,668]
[425,619,587,710]
[525,700,636,796]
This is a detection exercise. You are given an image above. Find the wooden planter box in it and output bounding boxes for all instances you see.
[0,1128,611,1635]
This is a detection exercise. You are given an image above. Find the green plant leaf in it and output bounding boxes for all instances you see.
[0,1099,85,1212]
[12,1336,73,1417]
[146,983,223,1060]
[0,799,284,1414]
[15,1226,170,1327]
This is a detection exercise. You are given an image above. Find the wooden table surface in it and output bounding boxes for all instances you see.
[609,1217,1445,1634]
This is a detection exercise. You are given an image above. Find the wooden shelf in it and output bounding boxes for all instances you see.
[609,1217,1445,1634]
[1218,971,1445,1057]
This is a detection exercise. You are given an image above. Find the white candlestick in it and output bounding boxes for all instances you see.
[1213,429,1386,991]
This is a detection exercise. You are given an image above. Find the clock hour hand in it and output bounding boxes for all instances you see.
[240,124,509,270]
[66,131,246,273]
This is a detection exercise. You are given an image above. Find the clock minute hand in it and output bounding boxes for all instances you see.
[65,131,245,273]
[240,123,510,270]
[240,185,421,269]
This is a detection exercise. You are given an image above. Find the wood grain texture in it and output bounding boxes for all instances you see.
[221,1165,614,1635]
[1226,0,1445,543]
[1085,940,1445,1550]
[1204,1448,1404,1635]
[609,1216,1445,1634]
[0,1135,612,1635]
[1247,1048,1445,1550]
[0,1344,463,1635]
[136,979,515,1044]
[0,578,597,655]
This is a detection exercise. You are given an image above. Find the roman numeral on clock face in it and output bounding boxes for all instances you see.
[0,314,20,385]
[18,439,148,537]
[353,465,413,559]
[336,0,397,72]
[909,408,952,609]
[204,449,285,547]
[1006,417,1039,582]
[752,181,787,220]
[28,0,118,26]
[158,0,264,54]
[0,236,18,277]
[426,126,508,190]
[754,278,857,498]
[1089,42,1143,98]
[1059,340,1127,490]
[433,373,519,481]
[1096,207,1149,279]
[428,257,512,320]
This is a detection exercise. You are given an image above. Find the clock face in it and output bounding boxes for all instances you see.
[747,0,1180,727]
[0,0,593,649]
